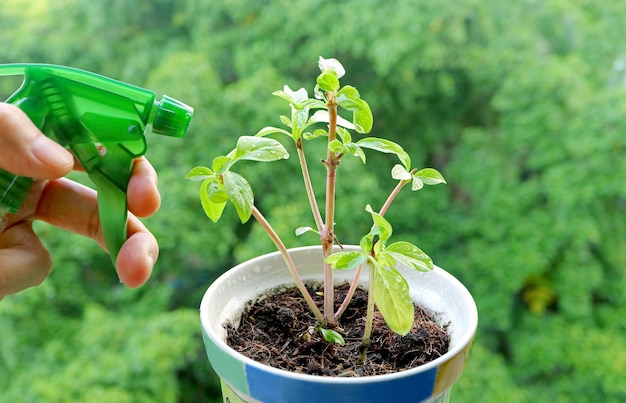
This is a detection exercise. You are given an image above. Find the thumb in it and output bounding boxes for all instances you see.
[0,103,73,179]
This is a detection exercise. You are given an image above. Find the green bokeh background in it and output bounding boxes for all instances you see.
[1,1,625,401]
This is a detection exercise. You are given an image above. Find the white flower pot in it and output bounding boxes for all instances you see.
[200,246,478,403]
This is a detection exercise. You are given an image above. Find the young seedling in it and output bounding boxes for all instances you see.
[186,57,446,362]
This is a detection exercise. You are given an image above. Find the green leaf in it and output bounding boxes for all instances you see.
[273,85,308,105]
[207,179,229,203]
[360,233,374,253]
[391,164,412,181]
[336,85,362,111]
[279,115,291,127]
[385,241,434,272]
[295,226,319,236]
[336,126,352,143]
[212,155,231,173]
[328,139,344,154]
[357,137,410,169]
[200,179,227,222]
[255,126,293,139]
[353,99,373,133]
[291,107,310,140]
[317,69,340,93]
[335,85,372,133]
[233,136,289,162]
[317,327,345,346]
[344,143,367,164]
[365,204,392,243]
[373,264,414,336]
[412,177,424,191]
[325,251,367,271]
[222,171,253,223]
[185,166,213,181]
[318,56,345,78]
[414,168,447,186]
[272,90,293,105]
[303,129,327,140]
[300,98,327,110]
[311,110,356,130]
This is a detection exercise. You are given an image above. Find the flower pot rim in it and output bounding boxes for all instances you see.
[200,245,478,384]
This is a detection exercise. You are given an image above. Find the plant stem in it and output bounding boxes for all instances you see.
[337,174,415,321]
[334,262,365,321]
[251,205,325,324]
[359,175,416,360]
[359,261,376,365]
[379,174,414,217]
[296,139,324,233]
[322,94,340,325]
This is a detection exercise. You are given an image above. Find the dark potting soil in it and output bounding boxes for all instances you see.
[226,283,450,377]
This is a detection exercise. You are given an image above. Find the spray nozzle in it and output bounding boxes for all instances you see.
[0,63,193,266]
[152,95,193,138]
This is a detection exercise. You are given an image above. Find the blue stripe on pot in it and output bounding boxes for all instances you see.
[245,362,438,403]
[433,336,475,395]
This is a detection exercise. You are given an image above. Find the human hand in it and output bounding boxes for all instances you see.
[0,103,161,300]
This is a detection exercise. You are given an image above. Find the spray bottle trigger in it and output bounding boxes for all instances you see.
[90,168,128,265]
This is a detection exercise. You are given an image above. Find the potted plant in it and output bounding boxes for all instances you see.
[187,57,477,403]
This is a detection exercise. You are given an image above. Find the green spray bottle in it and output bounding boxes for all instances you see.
[0,63,193,266]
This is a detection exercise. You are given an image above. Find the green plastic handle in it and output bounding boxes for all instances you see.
[0,64,193,265]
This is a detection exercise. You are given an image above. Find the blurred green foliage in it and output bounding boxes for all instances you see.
[1,0,625,401]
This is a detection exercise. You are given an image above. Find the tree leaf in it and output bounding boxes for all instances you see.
[373,264,414,336]
[233,136,289,162]
[222,171,253,223]
[325,251,367,271]
[357,137,410,169]
[385,241,434,272]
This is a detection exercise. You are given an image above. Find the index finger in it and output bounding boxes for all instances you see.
[0,103,73,179]
[127,157,161,218]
